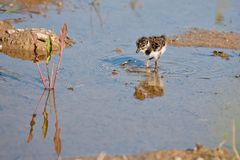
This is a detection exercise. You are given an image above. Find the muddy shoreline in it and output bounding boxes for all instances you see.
[64,145,236,160]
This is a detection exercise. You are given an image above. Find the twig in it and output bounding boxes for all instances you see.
[27,89,46,143]
[49,89,52,114]
[53,53,62,88]
[50,63,55,89]
[53,24,68,88]
[44,90,51,109]
[37,64,47,89]
[46,63,51,89]
[232,120,240,160]
[32,31,47,89]
[42,90,50,140]
[34,89,46,115]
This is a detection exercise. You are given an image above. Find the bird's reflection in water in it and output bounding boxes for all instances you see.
[27,89,61,159]
[134,68,164,100]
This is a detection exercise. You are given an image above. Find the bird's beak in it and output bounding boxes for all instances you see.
[136,48,140,53]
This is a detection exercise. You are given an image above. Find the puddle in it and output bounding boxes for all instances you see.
[0,0,240,160]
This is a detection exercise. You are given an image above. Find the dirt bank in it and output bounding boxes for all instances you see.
[167,28,240,50]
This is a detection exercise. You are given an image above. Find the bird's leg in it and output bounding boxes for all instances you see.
[146,59,150,68]
[154,60,158,71]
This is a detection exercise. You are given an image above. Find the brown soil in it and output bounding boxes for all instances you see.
[63,144,237,160]
[167,28,240,50]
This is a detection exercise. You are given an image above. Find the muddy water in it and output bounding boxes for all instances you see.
[0,0,240,160]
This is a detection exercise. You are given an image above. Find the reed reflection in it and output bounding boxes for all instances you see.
[89,0,104,30]
[27,89,61,159]
[0,0,63,15]
[215,0,228,24]
[134,69,164,100]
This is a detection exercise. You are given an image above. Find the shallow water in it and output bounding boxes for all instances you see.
[1,0,240,160]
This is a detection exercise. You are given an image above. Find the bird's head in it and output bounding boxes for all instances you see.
[136,37,150,53]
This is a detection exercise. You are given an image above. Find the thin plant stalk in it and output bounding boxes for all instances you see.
[42,90,50,140]
[50,63,55,89]
[53,89,62,158]
[232,120,240,160]
[53,52,62,89]
[46,63,51,89]
[37,63,47,89]
[53,24,68,88]
[49,90,52,114]
[32,31,47,89]
[34,89,46,113]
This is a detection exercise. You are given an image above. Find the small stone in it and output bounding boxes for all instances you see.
[67,86,74,91]
[112,69,118,75]
[114,48,122,53]
[174,156,182,160]
[6,29,16,34]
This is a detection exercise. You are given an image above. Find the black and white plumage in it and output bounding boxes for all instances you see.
[136,35,167,69]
